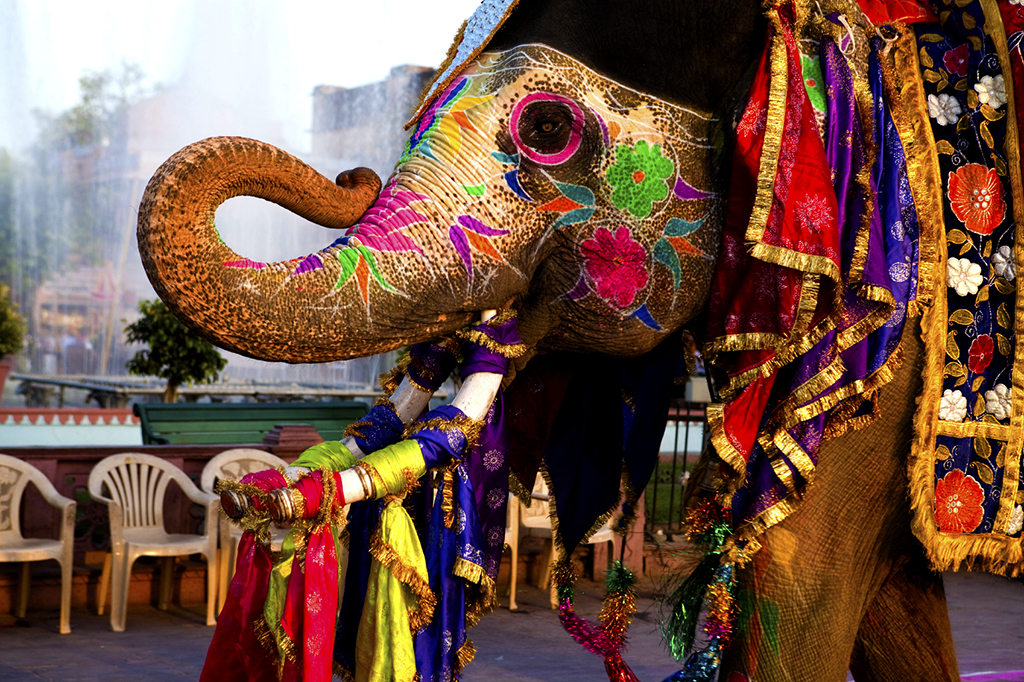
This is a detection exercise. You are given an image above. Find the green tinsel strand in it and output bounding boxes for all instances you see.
[661,550,721,661]
[604,560,636,594]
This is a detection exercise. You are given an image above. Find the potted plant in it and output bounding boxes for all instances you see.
[125,299,227,403]
[0,282,26,399]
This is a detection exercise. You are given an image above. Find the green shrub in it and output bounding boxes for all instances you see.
[125,299,226,402]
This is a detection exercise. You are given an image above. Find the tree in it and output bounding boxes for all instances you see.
[0,282,26,359]
[125,299,226,403]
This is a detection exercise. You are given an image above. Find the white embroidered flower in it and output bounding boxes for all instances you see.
[992,245,1016,282]
[985,383,1012,420]
[974,75,1007,110]
[939,389,968,422]
[947,257,984,296]
[928,93,963,126]
[1008,505,1024,536]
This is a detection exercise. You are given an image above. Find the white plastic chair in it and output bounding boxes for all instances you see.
[0,454,76,634]
[200,448,288,614]
[88,453,217,632]
[505,473,616,609]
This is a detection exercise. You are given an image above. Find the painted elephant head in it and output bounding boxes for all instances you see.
[137,1,765,363]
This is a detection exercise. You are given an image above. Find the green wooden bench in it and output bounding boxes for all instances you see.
[133,401,370,445]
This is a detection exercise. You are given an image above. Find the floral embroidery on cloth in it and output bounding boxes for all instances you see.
[905,0,1024,576]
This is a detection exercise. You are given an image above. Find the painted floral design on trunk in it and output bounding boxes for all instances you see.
[580,226,649,309]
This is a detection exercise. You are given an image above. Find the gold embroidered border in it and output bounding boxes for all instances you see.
[906,0,1024,577]
[880,29,943,307]
[982,0,1024,540]
[508,470,533,506]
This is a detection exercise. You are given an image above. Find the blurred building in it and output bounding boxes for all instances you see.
[312,65,436,178]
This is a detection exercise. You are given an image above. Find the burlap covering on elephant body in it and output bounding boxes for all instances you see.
[700,0,1023,578]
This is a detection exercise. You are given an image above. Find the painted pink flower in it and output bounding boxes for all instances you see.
[967,334,994,374]
[580,226,649,308]
[943,44,970,78]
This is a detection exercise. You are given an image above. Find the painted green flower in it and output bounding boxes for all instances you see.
[606,141,674,218]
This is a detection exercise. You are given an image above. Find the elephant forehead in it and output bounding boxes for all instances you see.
[461,45,718,148]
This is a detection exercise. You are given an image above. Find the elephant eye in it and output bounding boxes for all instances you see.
[510,92,586,166]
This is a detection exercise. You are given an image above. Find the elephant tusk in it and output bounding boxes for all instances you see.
[284,309,503,501]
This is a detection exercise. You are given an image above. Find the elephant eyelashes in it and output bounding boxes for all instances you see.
[510,92,586,165]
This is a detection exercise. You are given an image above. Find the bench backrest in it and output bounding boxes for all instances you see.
[133,401,369,445]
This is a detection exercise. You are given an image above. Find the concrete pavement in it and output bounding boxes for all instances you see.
[0,572,1021,681]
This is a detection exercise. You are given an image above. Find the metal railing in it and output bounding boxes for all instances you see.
[645,401,709,533]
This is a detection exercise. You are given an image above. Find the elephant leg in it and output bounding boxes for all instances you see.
[848,553,959,682]
[721,324,956,681]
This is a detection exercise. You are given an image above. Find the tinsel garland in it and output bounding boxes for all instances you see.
[660,502,737,682]
[553,559,641,682]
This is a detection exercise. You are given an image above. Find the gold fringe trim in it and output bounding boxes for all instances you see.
[454,558,498,628]
[880,28,942,308]
[486,307,518,327]
[333,661,355,682]
[368,528,437,632]
[745,7,789,246]
[508,470,533,506]
[405,414,484,452]
[441,465,457,529]
[984,0,1024,537]
[456,328,528,358]
[454,639,477,676]
[379,353,413,396]
[539,464,622,560]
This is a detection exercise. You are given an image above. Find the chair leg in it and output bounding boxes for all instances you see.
[508,542,519,611]
[158,557,175,610]
[538,538,553,589]
[59,557,72,634]
[97,552,112,615]
[16,562,30,618]
[110,549,131,632]
[205,543,217,626]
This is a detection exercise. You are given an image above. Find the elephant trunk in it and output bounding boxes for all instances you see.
[137,136,476,362]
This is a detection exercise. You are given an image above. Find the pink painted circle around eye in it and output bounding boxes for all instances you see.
[509,92,585,166]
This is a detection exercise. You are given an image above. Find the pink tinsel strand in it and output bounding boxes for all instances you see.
[704,620,733,641]
[558,599,615,656]
[603,653,641,682]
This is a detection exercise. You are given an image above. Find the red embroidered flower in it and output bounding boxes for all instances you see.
[948,163,1005,235]
[967,334,994,374]
[943,44,970,77]
[580,226,650,309]
[935,469,985,533]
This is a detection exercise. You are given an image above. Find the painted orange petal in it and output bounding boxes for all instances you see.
[465,230,505,262]
[451,110,477,134]
[607,120,621,140]
[668,236,704,256]
[538,196,583,212]
[355,257,371,305]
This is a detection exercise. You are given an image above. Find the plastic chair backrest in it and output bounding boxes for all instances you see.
[88,453,201,531]
[200,448,288,494]
[519,474,552,529]
[0,454,65,543]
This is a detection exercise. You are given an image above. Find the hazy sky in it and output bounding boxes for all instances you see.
[0,0,481,153]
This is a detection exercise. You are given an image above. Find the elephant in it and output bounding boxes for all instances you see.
[135,0,1023,681]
